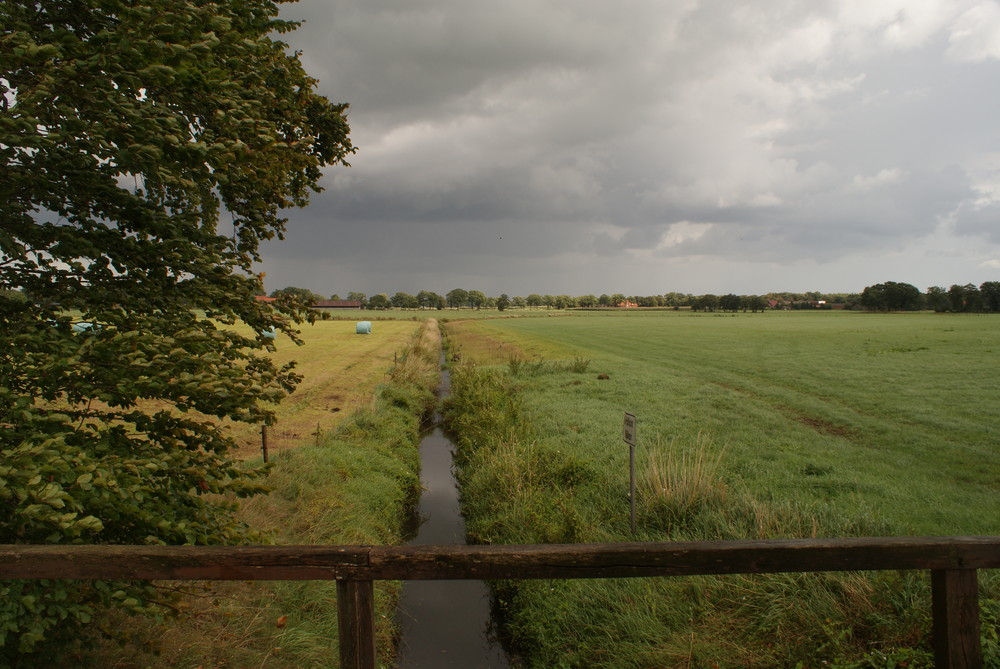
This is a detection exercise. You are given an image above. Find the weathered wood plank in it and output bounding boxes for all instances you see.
[0,545,370,580]
[361,536,1000,580]
[0,537,997,581]
[337,579,377,669]
[932,569,982,669]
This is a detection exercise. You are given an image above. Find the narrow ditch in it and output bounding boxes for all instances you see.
[395,356,511,668]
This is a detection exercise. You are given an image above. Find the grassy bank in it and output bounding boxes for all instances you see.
[442,311,1000,668]
[226,318,423,457]
[81,320,441,667]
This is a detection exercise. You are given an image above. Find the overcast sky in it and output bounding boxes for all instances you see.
[257,0,1000,297]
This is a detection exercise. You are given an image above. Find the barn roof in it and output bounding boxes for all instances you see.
[313,300,363,308]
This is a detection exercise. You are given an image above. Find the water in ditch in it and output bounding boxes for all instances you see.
[395,363,511,669]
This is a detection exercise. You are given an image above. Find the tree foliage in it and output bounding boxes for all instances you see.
[0,0,352,659]
[270,286,323,303]
[860,282,922,311]
[367,293,389,309]
[390,291,418,309]
[446,288,468,308]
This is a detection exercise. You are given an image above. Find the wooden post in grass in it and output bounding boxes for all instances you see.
[931,569,981,669]
[261,425,269,463]
[623,412,637,536]
[337,579,377,669]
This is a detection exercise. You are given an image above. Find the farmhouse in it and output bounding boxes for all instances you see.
[313,300,363,310]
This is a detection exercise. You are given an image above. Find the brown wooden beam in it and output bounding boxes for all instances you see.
[932,569,982,669]
[360,536,1000,580]
[0,537,997,581]
[337,579,377,669]
[0,544,370,580]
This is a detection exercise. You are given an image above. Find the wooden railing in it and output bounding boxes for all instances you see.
[2,536,999,668]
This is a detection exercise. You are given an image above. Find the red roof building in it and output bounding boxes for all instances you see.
[312,300,363,309]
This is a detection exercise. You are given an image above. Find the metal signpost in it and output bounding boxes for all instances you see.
[623,412,637,535]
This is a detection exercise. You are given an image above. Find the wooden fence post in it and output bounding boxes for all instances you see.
[337,578,377,669]
[931,568,981,669]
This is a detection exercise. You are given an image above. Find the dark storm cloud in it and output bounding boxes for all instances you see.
[259,0,1000,295]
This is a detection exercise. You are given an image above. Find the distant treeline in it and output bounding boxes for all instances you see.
[861,281,1000,312]
[266,286,861,311]
[261,282,999,312]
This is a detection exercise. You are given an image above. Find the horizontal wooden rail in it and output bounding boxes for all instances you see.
[2,536,998,669]
[2,536,998,581]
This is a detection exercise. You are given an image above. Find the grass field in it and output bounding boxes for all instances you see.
[442,309,1000,667]
[226,318,423,458]
[448,309,1000,536]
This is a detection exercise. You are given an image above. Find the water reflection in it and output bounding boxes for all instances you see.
[396,366,510,668]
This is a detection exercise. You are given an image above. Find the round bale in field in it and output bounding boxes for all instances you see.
[356,321,372,334]
[72,321,100,333]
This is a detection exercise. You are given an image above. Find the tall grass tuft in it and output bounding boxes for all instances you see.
[505,354,592,377]
[638,432,728,536]
[566,355,591,373]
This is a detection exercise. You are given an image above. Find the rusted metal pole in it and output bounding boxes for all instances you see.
[337,579,377,669]
[629,444,636,536]
[931,569,981,669]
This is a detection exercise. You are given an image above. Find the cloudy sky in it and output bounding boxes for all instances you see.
[258,0,1000,298]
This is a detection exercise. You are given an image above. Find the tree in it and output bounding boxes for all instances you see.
[526,294,543,308]
[368,293,390,309]
[692,294,719,312]
[860,282,922,311]
[553,295,576,309]
[390,291,418,309]
[467,290,487,309]
[743,295,766,312]
[925,286,950,312]
[271,286,323,303]
[416,290,443,310]
[980,282,1000,312]
[446,288,469,308]
[496,294,511,312]
[0,0,353,659]
[347,291,367,306]
[720,294,741,312]
[960,283,983,312]
[662,292,686,307]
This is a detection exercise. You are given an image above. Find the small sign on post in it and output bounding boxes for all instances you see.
[623,412,637,447]
[623,412,637,535]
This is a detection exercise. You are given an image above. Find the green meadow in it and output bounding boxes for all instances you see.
[449,309,999,535]
[443,310,1000,667]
